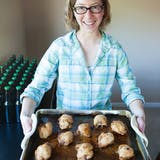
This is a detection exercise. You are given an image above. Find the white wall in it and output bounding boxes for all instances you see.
[0,0,26,63]
[22,0,66,61]
[108,0,160,102]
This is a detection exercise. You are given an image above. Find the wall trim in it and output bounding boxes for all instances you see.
[112,102,160,108]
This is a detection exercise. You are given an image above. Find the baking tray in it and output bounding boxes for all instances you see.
[20,109,151,160]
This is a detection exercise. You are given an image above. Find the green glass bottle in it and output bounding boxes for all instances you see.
[15,86,22,123]
[19,81,25,91]
[0,81,5,123]
[0,65,3,76]
[4,86,16,123]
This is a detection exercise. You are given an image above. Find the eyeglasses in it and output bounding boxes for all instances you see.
[73,4,104,15]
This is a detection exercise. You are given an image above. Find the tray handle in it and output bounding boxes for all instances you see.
[131,115,148,147]
[21,114,37,150]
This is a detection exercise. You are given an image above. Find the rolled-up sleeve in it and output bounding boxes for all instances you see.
[115,45,145,106]
[20,41,59,107]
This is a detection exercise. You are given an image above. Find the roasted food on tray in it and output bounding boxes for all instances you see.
[58,114,73,130]
[76,123,91,138]
[20,110,150,160]
[38,121,53,139]
[97,132,114,148]
[76,142,94,160]
[117,144,135,160]
[93,114,107,128]
[58,131,74,146]
[111,120,127,135]
[35,142,52,160]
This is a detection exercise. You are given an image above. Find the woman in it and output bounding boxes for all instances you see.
[20,0,145,135]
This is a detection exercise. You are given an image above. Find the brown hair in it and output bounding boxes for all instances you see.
[65,0,111,31]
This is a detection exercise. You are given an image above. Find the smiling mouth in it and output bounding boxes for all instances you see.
[83,21,96,25]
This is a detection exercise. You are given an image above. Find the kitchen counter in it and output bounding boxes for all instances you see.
[0,123,23,160]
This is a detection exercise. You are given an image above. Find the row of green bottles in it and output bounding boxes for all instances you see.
[0,81,5,123]
[0,55,16,75]
[0,85,22,123]
[0,55,37,123]
[1,55,37,87]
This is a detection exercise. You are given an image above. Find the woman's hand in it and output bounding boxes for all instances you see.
[136,116,145,133]
[129,99,145,133]
[20,97,36,135]
[20,113,32,135]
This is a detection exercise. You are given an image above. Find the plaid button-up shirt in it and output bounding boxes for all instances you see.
[20,31,144,110]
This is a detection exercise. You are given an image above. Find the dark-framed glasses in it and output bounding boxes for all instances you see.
[73,4,104,14]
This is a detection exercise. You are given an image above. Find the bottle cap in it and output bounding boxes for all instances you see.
[19,81,24,86]
[15,69,20,73]
[22,77,27,81]
[22,73,28,77]
[8,81,14,86]
[32,59,37,63]
[0,65,3,71]
[29,63,33,67]
[20,63,24,67]
[27,66,32,71]
[5,68,10,73]
[0,81,3,85]
[4,86,10,91]
[13,73,18,77]
[12,63,16,67]
[12,77,17,81]
[8,66,13,70]
[24,58,29,63]
[25,70,29,73]
[3,72,8,77]
[17,66,22,70]
[1,76,7,81]
[16,86,21,90]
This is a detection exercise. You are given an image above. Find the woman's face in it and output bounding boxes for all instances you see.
[73,0,104,33]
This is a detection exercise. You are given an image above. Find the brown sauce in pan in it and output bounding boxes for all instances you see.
[24,113,143,160]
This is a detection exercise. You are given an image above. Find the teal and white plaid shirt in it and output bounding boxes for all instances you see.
[20,31,144,110]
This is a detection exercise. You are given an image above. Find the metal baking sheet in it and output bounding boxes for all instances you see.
[20,109,151,160]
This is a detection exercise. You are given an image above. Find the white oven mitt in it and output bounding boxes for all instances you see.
[131,115,148,147]
[21,114,37,150]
